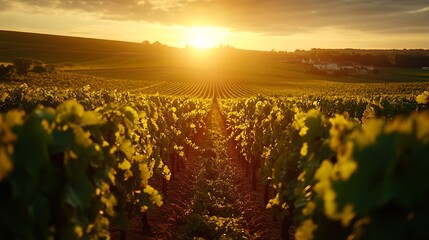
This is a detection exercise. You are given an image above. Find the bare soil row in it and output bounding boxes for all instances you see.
[111,101,281,239]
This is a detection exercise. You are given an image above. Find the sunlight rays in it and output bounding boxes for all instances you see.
[184,26,229,49]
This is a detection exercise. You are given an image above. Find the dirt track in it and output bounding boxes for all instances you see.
[111,101,281,239]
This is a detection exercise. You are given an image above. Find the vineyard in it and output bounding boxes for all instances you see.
[220,93,429,239]
[4,69,429,99]
[1,34,429,239]
[1,77,429,239]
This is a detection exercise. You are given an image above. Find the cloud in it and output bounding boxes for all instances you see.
[0,0,12,10]
[2,0,429,35]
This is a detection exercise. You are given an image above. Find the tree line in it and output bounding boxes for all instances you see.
[0,58,56,80]
[285,49,429,68]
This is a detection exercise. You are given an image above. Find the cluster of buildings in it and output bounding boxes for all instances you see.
[301,58,376,75]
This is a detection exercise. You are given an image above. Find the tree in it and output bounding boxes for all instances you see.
[32,65,47,73]
[13,58,34,75]
[11,58,56,74]
[0,65,15,80]
[152,41,162,47]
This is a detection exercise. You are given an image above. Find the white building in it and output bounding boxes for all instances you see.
[327,63,340,71]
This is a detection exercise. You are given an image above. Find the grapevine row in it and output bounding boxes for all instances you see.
[140,72,256,99]
[220,92,429,239]
[0,84,210,239]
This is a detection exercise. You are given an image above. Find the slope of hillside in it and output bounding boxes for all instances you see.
[0,30,178,67]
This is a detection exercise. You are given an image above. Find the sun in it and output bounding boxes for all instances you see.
[185,27,228,49]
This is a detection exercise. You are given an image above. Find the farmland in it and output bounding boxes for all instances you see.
[2,31,429,98]
[1,31,429,240]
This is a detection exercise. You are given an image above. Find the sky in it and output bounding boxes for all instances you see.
[0,0,429,51]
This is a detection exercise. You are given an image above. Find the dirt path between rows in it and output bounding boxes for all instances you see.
[211,100,282,239]
[112,101,281,239]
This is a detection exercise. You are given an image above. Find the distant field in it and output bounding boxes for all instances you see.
[66,64,429,98]
[375,68,429,82]
[6,67,427,99]
[1,30,429,98]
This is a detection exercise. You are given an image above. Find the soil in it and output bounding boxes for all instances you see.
[111,101,282,239]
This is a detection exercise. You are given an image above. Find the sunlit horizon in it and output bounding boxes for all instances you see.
[1,0,429,52]
[3,27,429,53]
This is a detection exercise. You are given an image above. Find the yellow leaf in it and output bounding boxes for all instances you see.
[41,119,52,134]
[56,100,84,118]
[101,194,117,216]
[295,219,317,240]
[0,92,9,102]
[302,201,316,216]
[108,169,116,184]
[163,165,171,181]
[416,91,429,104]
[141,205,149,212]
[5,110,25,126]
[300,142,308,157]
[80,111,105,126]
[298,171,306,182]
[266,193,280,209]
[68,150,78,159]
[314,160,333,182]
[143,185,163,207]
[122,106,139,125]
[118,160,131,170]
[0,146,13,181]
[139,163,152,187]
[124,169,133,180]
[73,127,92,148]
[74,226,83,238]
[119,140,134,160]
